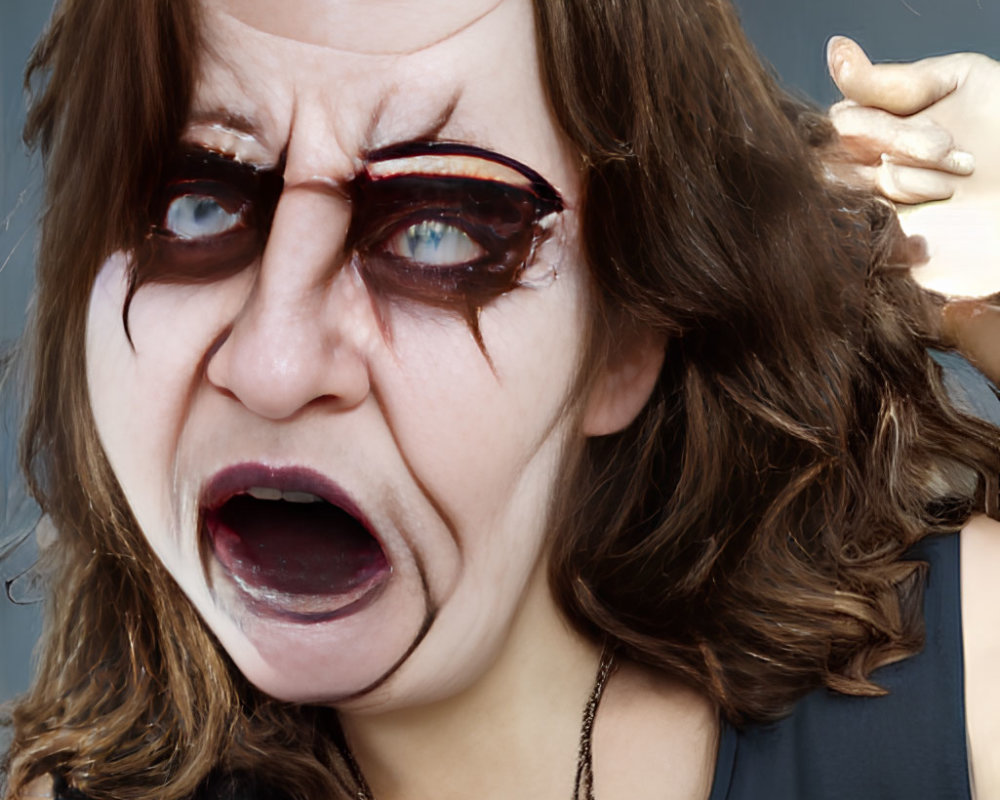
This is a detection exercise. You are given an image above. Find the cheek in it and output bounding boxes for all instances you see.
[85,254,252,556]
[370,262,589,546]
[86,256,152,477]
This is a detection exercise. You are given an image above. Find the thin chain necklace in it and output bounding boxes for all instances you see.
[342,646,618,800]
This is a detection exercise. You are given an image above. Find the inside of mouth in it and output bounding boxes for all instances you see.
[206,494,388,597]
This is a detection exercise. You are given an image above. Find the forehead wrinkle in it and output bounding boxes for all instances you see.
[365,0,505,57]
[199,1,560,192]
[283,84,466,188]
[199,6,508,184]
[280,81,364,188]
[214,0,507,57]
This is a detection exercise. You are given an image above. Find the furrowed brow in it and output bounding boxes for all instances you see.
[361,92,461,154]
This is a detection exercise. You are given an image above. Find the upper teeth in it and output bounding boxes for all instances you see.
[246,487,324,504]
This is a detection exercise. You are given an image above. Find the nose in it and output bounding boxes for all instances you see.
[206,190,374,420]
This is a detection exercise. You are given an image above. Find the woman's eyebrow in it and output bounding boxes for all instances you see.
[185,108,266,143]
[362,93,460,152]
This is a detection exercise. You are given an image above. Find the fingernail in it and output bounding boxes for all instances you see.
[880,161,955,204]
[826,36,848,73]
[948,150,976,175]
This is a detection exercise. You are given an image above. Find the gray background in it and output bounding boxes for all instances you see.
[1,0,999,709]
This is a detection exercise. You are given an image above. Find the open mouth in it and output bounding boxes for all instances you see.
[201,465,390,621]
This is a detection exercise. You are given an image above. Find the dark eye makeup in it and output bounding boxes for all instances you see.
[124,150,284,335]
[126,140,565,343]
[347,141,564,339]
[141,149,284,283]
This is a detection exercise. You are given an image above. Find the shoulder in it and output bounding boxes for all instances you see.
[9,775,87,800]
[12,776,55,800]
[961,514,1000,799]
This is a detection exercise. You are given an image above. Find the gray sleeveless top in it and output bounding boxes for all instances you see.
[710,533,970,799]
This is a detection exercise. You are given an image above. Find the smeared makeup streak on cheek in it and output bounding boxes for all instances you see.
[360,215,567,378]
[368,380,467,568]
[332,553,436,703]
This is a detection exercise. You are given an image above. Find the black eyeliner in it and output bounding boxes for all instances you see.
[363,140,564,214]
[345,141,566,354]
[149,147,284,229]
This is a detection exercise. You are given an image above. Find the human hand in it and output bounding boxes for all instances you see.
[827,37,1000,299]
[825,36,989,205]
[825,38,1000,382]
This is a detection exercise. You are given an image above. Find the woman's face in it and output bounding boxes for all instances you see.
[86,0,592,709]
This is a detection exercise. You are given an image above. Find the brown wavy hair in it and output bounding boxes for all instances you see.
[5,0,1000,797]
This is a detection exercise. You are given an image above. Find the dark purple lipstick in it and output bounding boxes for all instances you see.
[201,464,389,621]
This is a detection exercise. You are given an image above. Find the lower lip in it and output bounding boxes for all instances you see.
[206,521,392,624]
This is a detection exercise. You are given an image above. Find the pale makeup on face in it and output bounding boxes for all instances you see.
[85,0,595,711]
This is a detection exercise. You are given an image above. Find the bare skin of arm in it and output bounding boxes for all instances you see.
[17,776,53,800]
[962,514,1000,800]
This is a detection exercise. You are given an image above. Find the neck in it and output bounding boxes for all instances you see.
[337,567,720,800]
[338,567,604,800]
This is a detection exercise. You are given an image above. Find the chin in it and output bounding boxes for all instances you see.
[180,461,438,702]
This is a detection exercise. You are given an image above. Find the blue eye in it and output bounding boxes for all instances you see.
[164,194,245,240]
[387,220,484,266]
